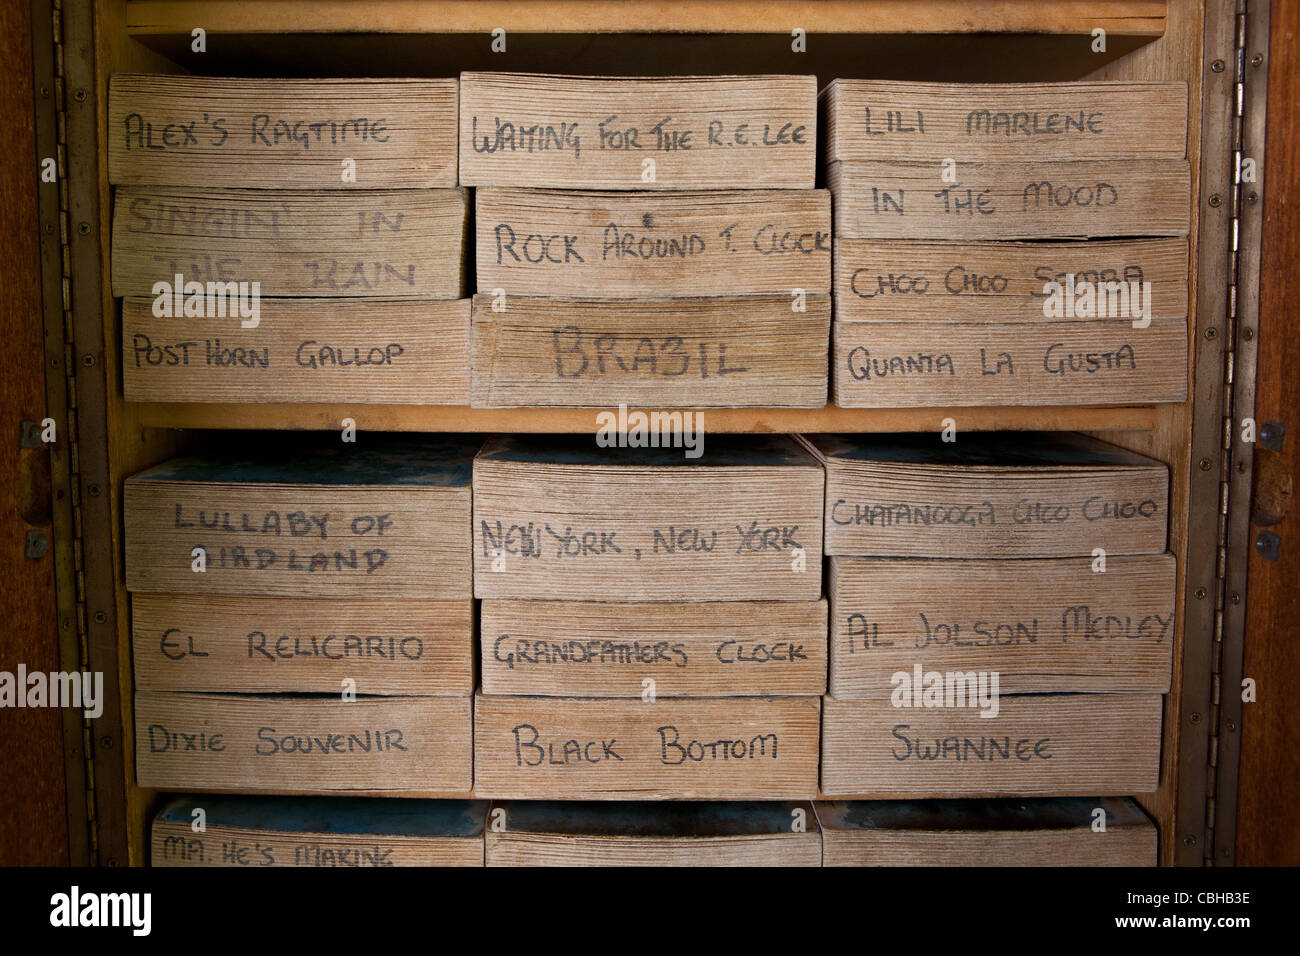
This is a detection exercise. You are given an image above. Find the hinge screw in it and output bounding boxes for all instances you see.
[1190,712,1202,724]
[1184,835,1198,848]
[73,88,86,102]
[1209,194,1222,207]
[1205,327,1218,340]
[82,353,95,366]
[77,222,90,235]
[1211,59,1225,73]
[106,857,120,867]
[1231,592,1242,604]
[1227,720,1238,731]
[1243,327,1254,341]
[100,735,113,749]
[1194,587,1208,599]
[24,530,49,559]
[1248,192,1259,204]
[88,483,102,497]
[1251,53,1264,67]
[1199,458,1213,471]
[93,610,106,624]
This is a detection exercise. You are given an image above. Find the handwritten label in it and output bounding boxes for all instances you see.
[832,160,1190,240]
[109,77,458,188]
[832,320,1187,408]
[112,188,465,298]
[825,81,1187,163]
[475,189,830,296]
[459,74,816,188]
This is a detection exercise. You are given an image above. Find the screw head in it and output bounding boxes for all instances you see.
[1211,59,1225,73]
[73,88,86,102]
[1184,834,1198,847]
[77,222,91,235]
[82,353,95,366]
[1205,326,1218,340]
[100,735,113,749]
[1243,327,1255,341]
[1199,458,1213,471]
[1190,712,1202,724]
[1251,53,1264,67]
[1209,194,1222,207]
[93,610,106,624]
[1231,592,1242,604]
[1227,720,1238,731]
[1194,587,1208,600]
[24,530,49,559]
[1248,191,1259,204]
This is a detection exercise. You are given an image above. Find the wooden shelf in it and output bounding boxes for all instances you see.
[133,403,1159,433]
[126,0,1167,36]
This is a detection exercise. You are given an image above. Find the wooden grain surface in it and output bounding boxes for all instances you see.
[460,73,815,189]
[122,296,471,404]
[486,831,820,866]
[818,797,1156,865]
[132,593,474,695]
[124,480,472,598]
[1080,0,1201,867]
[130,400,1161,433]
[474,693,821,799]
[472,443,824,601]
[821,693,1163,796]
[124,2,1169,36]
[109,75,459,188]
[829,554,1175,696]
[135,692,473,792]
[831,159,1190,240]
[1236,0,1300,868]
[816,443,1169,559]
[480,598,827,697]
[833,238,1188,323]
[475,187,830,295]
[831,317,1187,407]
[111,186,467,297]
[153,817,484,866]
[0,0,67,866]
[471,293,829,408]
[823,80,1186,163]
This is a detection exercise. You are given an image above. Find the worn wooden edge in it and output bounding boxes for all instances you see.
[125,1,1168,37]
[129,403,1160,432]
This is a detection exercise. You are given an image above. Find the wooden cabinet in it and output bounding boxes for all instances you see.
[4,0,1285,867]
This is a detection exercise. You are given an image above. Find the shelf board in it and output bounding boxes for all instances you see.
[126,1,1167,36]
[134,403,1159,433]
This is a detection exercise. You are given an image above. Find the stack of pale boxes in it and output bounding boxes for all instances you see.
[116,72,1185,867]
[112,76,488,865]
[811,78,1188,864]
[463,73,829,866]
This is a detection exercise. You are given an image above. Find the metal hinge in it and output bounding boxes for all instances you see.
[1204,0,1269,866]
[46,0,99,861]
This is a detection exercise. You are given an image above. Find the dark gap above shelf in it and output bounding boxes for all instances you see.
[127,32,1157,84]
